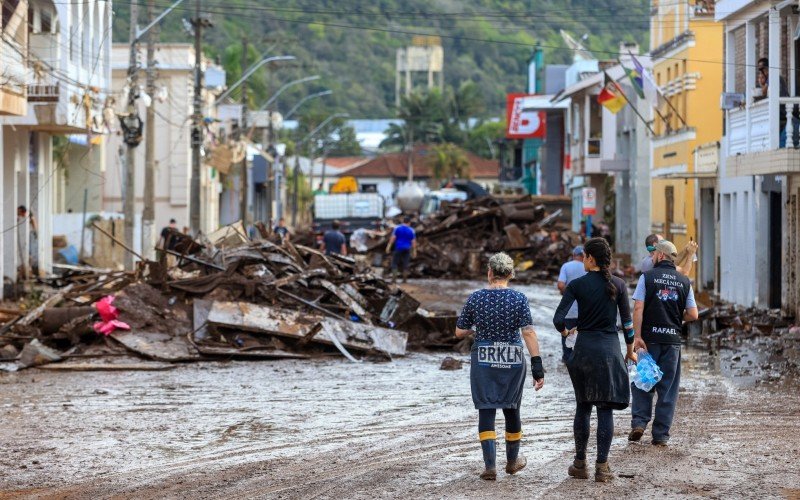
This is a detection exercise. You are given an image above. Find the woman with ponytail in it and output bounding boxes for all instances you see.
[553,237,637,483]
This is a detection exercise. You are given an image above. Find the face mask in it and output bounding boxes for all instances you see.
[646,245,656,252]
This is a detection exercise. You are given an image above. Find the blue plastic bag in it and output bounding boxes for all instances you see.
[627,351,663,392]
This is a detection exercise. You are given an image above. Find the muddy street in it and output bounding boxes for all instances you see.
[0,280,798,499]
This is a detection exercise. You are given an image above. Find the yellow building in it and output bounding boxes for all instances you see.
[649,0,723,285]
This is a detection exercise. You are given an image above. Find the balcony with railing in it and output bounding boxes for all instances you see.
[721,4,800,177]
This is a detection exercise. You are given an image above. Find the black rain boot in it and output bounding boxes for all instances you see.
[505,438,527,474]
[479,437,497,480]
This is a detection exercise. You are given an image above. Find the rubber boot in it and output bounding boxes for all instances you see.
[595,461,613,482]
[505,438,527,474]
[568,458,589,479]
[479,438,497,480]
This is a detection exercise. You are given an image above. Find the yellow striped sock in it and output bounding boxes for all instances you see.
[505,431,523,441]
[478,431,497,441]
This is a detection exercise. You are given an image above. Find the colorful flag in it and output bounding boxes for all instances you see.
[597,73,626,114]
[631,54,665,108]
[622,65,645,99]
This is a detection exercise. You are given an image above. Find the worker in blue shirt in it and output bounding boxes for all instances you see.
[385,216,417,283]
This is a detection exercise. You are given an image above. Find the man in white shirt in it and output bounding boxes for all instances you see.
[556,246,586,363]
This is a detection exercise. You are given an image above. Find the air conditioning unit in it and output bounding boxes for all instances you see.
[720,92,745,110]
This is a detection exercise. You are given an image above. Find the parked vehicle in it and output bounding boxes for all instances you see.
[312,193,385,236]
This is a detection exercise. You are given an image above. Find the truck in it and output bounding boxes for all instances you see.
[312,193,385,236]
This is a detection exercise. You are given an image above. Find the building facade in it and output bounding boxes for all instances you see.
[1,0,111,295]
[649,0,723,286]
[716,0,800,316]
[557,48,652,263]
[104,43,223,243]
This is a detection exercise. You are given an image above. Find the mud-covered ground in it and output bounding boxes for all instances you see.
[0,280,798,499]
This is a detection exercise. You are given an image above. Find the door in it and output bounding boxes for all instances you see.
[665,185,675,241]
[768,192,782,309]
[700,188,716,290]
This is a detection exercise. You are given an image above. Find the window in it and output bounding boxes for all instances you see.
[40,9,51,33]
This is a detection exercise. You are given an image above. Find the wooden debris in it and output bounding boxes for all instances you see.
[205,301,407,357]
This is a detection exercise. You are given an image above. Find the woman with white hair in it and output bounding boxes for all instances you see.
[455,252,545,481]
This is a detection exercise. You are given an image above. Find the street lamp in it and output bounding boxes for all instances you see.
[214,55,296,105]
[291,112,349,225]
[284,90,333,119]
[259,75,320,111]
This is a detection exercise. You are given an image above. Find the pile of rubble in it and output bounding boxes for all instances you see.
[688,302,800,383]
[364,196,580,281]
[0,223,463,372]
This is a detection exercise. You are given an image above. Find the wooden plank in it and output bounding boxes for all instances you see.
[39,362,176,371]
[314,279,373,322]
[205,301,407,357]
[192,345,309,360]
[110,331,202,362]
[18,284,75,326]
[504,224,527,249]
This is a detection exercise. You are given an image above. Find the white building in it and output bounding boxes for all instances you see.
[1,0,111,295]
[556,47,652,263]
[104,43,223,243]
[716,1,800,316]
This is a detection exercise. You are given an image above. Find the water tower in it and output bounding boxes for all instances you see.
[395,36,444,106]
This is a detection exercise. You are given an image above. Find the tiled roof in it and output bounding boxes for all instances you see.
[318,156,370,169]
[342,145,499,179]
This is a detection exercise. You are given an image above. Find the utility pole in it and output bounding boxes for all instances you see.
[239,38,249,228]
[142,0,157,260]
[123,0,140,271]
[189,0,205,234]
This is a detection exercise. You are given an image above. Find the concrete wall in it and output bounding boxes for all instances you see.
[718,146,769,308]
[785,174,800,317]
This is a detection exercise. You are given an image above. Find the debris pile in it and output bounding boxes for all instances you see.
[694,303,800,383]
[366,196,580,281]
[0,225,462,371]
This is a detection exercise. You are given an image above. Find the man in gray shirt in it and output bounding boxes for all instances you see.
[557,245,586,363]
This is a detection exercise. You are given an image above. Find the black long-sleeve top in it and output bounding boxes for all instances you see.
[552,271,634,344]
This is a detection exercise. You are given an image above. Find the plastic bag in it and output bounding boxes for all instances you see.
[628,350,663,392]
[350,228,369,253]
[565,332,577,349]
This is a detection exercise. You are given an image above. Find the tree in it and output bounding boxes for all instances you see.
[465,120,506,159]
[294,111,359,156]
[326,125,362,156]
[428,143,471,181]
[382,84,488,152]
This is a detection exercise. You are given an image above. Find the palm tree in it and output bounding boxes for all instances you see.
[428,143,471,182]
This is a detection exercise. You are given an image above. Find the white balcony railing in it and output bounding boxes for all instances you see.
[726,97,800,156]
[782,98,800,150]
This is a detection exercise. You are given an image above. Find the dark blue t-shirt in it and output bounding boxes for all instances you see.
[323,230,346,255]
[393,224,416,251]
[456,288,533,343]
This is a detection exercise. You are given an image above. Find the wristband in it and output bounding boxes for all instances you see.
[530,356,544,380]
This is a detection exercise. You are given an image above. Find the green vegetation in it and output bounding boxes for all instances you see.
[428,143,471,181]
[114,1,649,119]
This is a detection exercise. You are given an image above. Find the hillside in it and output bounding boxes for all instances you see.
[113,0,649,118]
